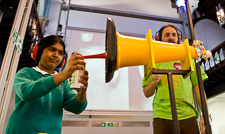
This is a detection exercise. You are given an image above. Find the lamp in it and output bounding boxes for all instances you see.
[61,0,66,4]
[216,3,225,27]
[175,0,186,7]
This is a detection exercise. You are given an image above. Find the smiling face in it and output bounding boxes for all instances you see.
[161,26,178,43]
[38,43,64,74]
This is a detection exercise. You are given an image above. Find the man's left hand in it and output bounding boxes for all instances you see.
[200,117,205,134]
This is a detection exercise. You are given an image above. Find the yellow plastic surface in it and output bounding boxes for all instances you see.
[114,29,206,80]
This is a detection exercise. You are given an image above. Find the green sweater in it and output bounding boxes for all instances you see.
[142,61,207,120]
[6,67,87,134]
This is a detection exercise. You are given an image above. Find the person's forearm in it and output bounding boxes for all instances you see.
[194,84,211,131]
[143,81,158,98]
[193,84,209,113]
[53,72,68,85]
[77,92,86,103]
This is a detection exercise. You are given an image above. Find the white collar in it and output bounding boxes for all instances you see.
[32,66,58,75]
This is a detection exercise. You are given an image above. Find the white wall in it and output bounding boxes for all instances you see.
[61,118,153,134]
[45,0,180,43]
[194,19,225,50]
[207,94,225,134]
[61,113,153,134]
[68,0,178,18]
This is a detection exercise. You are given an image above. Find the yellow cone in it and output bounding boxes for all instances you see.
[115,31,206,70]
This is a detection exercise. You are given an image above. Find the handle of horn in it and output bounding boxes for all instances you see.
[82,52,107,59]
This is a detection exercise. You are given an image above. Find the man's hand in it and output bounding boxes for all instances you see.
[143,73,161,98]
[200,117,205,134]
[152,74,162,84]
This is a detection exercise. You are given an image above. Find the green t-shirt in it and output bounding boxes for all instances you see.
[142,61,208,120]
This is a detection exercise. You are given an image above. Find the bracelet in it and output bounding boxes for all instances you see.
[200,114,212,134]
[200,126,206,134]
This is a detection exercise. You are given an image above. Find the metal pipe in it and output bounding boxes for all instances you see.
[167,72,180,134]
[56,2,62,35]
[64,0,71,41]
[185,0,212,133]
[61,4,184,24]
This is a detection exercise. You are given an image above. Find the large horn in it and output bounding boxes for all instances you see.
[83,17,211,83]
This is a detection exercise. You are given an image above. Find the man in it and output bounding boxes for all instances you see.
[142,24,208,134]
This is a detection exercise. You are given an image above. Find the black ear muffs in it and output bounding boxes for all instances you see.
[30,43,66,68]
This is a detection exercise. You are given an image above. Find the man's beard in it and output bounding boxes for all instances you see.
[168,39,176,43]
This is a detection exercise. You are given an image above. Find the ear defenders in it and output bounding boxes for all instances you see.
[155,26,182,44]
[30,43,66,68]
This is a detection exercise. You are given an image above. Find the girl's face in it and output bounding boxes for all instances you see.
[38,43,64,74]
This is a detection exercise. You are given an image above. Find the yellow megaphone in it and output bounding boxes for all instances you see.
[83,17,211,83]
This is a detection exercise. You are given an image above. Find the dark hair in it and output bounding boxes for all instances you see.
[35,35,68,67]
[156,24,182,43]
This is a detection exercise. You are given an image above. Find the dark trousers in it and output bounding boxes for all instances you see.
[153,117,200,134]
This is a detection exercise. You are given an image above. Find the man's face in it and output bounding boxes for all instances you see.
[161,27,178,43]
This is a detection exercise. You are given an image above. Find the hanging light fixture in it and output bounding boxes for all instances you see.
[175,0,186,7]
[61,0,66,4]
[216,3,225,27]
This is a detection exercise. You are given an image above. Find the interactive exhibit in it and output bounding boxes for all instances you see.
[83,17,211,82]
[81,17,212,134]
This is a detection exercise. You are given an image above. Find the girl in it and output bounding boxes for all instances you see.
[6,35,89,134]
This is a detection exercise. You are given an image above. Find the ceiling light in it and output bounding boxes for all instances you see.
[216,3,225,27]
[175,0,186,7]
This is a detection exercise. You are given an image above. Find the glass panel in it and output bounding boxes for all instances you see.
[62,121,89,127]
[219,48,225,61]
[201,62,205,71]
[121,121,150,127]
[214,52,220,65]
[205,59,210,71]
[210,56,215,68]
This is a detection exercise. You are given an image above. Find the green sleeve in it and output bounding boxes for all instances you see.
[190,61,208,86]
[142,75,153,87]
[63,81,87,114]
[13,68,58,102]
